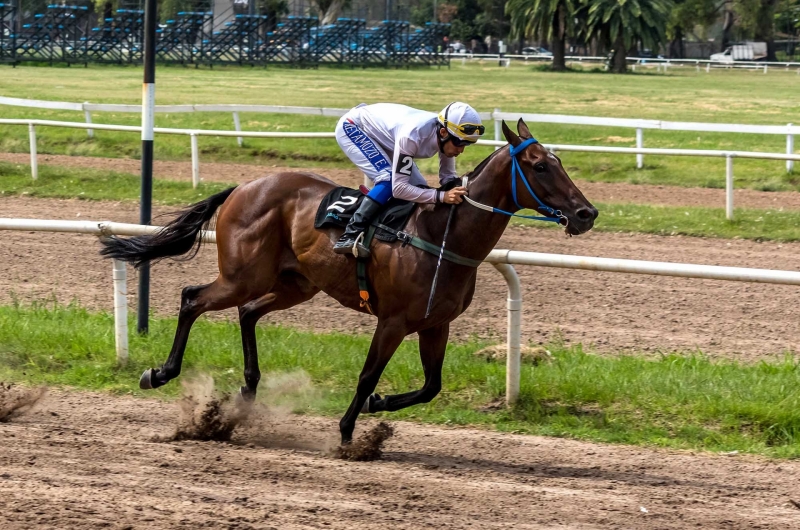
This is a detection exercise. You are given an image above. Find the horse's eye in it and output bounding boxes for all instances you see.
[534,163,547,173]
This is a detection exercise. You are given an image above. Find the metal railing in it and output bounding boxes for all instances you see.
[3,117,800,221]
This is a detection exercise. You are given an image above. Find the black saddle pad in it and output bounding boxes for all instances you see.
[314,186,417,243]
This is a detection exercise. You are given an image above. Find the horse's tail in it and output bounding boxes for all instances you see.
[99,187,237,268]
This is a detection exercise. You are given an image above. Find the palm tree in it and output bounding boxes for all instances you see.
[506,0,578,71]
[583,0,672,73]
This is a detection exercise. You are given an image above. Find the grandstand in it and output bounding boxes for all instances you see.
[0,0,448,67]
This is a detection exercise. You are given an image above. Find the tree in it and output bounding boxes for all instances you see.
[259,0,289,31]
[313,0,352,25]
[506,0,579,70]
[583,0,672,73]
[734,0,781,59]
[774,0,800,57]
[667,0,718,57]
[429,0,508,49]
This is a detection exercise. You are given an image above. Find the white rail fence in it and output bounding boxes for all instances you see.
[456,53,800,73]
[4,217,800,404]
[1,96,798,172]
[3,117,800,221]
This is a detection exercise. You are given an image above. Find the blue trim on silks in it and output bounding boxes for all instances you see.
[366,180,393,205]
[342,119,390,173]
[500,138,563,224]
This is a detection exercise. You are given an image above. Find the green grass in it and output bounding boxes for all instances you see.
[3,301,800,458]
[0,63,798,190]
[0,161,232,205]
[4,161,800,241]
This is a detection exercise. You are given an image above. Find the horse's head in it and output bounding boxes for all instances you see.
[502,118,597,236]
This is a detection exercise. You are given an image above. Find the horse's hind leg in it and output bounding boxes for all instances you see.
[238,273,320,402]
[367,323,449,413]
[140,277,251,390]
[339,317,407,445]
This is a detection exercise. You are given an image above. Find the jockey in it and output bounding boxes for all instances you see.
[332,101,485,258]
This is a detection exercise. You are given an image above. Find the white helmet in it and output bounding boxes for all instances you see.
[437,102,485,145]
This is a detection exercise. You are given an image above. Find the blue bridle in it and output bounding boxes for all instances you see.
[500,137,566,224]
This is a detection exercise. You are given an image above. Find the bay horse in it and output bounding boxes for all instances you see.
[100,119,597,444]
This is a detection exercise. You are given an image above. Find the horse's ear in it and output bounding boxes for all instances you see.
[502,120,521,147]
[517,118,532,139]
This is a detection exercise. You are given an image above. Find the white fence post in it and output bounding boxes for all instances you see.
[636,127,644,169]
[726,155,734,221]
[492,262,522,406]
[84,102,94,138]
[232,111,243,147]
[112,259,128,365]
[787,124,794,173]
[190,133,200,188]
[28,123,38,180]
[494,108,501,151]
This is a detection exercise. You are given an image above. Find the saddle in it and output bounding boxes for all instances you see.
[314,186,416,242]
[314,182,480,316]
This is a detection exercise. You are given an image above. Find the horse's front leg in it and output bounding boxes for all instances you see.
[339,317,407,444]
[365,323,449,413]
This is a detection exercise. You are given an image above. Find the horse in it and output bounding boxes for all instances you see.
[100,119,598,444]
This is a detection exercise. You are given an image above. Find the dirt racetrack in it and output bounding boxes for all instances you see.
[2,388,800,530]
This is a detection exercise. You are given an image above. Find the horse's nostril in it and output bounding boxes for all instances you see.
[576,207,597,222]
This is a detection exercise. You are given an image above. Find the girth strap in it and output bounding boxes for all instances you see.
[354,221,482,317]
[372,222,482,268]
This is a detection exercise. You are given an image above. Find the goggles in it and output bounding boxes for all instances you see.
[448,135,476,147]
[451,122,485,137]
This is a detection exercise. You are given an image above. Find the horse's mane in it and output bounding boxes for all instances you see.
[466,142,507,179]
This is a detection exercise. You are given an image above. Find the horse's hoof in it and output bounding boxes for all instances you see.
[139,368,156,390]
[360,393,382,414]
[236,386,256,405]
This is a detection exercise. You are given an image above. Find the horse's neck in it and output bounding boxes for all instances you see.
[414,151,514,262]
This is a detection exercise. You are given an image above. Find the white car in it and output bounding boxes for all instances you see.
[521,46,552,57]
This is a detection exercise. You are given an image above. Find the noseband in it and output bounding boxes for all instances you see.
[463,137,568,226]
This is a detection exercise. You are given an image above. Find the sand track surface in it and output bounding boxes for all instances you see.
[1,388,799,529]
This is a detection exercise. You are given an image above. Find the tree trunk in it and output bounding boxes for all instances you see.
[320,0,346,25]
[612,32,627,73]
[721,9,734,51]
[754,0,779,61]
[551,4,567,71]
[669,27,684,58]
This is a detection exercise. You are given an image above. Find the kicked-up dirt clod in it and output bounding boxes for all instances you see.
[335,421,394,461]
[0,383,45,422]
[159,375,251,442]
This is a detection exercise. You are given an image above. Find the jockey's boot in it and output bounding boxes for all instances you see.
[333,196,383,258]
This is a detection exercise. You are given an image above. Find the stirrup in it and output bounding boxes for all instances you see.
[350,232,371,259]
[351,232,364,258]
